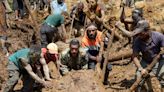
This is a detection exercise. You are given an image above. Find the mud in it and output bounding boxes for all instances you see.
[0,0,164,92]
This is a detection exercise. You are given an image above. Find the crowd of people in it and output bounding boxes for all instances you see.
[0,0,164,92]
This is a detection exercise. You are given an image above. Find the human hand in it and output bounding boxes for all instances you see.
[115,21,122,28]
[42,81,53,88]
[90,14,96,20]
[141,69,148,77]
[45,77,52,81]
[96,55,102,63]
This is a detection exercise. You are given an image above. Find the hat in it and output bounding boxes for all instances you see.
[133,20,150,36]
[47,43,58,54]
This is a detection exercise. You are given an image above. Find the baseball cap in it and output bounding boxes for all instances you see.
[133,20,150,36]
[47,43,58,54]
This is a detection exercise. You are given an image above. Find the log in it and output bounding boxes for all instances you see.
[108,49,132,62]
[129,50,164,92]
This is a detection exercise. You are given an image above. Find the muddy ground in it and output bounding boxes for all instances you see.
[0,0,164,92]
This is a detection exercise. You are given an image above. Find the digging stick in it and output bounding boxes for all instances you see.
[101,27,115,82]
[129,50,164,92]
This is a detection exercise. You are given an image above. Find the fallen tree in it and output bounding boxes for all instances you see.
[108,49,132,62]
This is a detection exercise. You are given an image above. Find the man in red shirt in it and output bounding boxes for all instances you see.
[41,43,60,79]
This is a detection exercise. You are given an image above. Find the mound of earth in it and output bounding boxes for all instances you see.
[42,70,106,92]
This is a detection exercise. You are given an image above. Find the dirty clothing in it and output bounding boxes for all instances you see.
[81,31,112,83]
[81,31,102,63]
[133,31,164,86]
[40,14,64,48]
[3,48,36,92]
[50,0,67,15]
[44,14,64,27]
[133,31,164,63]
[42,48,58,64]
[13,0,24,18]
[70,6,86,31]
[3,62,35,92]
[60,48,88,75]
[8,48,30,69]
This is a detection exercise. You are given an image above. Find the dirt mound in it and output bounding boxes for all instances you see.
[42,70,106,92]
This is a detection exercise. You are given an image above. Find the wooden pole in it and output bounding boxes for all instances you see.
[129,50,164,92]
[101,27,115,82]
[69,16,75,39]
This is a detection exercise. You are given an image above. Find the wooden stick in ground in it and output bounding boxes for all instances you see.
[23,0,40,44]
[101,27,115,82]
[69,16,74,39]
[129,50,164,92]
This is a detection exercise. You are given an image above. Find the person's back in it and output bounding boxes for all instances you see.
[9,48,30,69]
[44,14,64,27]
[50,0,67,15]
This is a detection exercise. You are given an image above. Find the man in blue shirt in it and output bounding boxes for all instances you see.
[50,0,67,15]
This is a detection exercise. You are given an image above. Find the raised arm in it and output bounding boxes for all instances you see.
[115,21,137,37]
